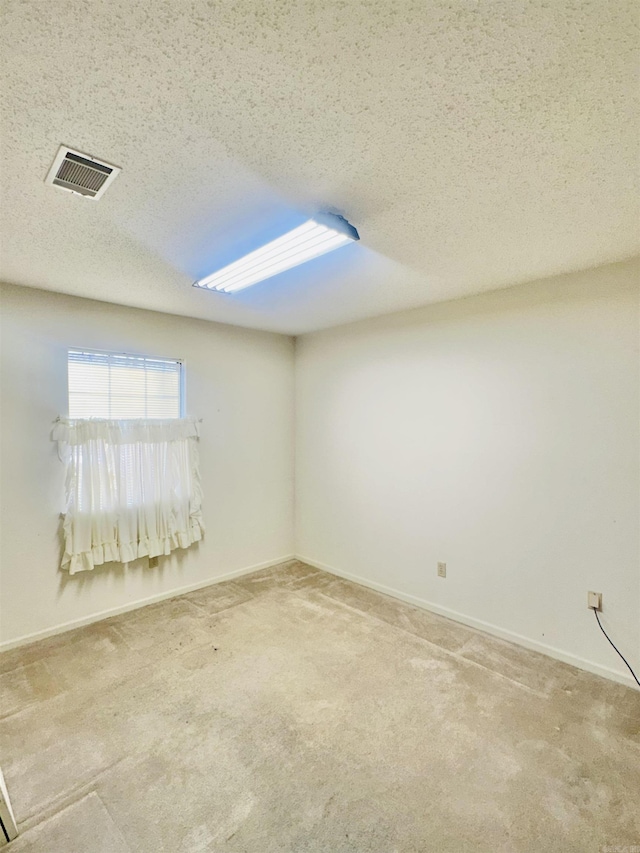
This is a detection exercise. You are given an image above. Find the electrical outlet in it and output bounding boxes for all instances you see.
[437,562,446,578]
[588,591,602,611]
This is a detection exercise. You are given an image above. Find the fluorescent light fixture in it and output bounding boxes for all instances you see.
[194,213,359,293]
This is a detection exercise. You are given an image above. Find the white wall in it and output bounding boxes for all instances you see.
[2,261,639,686]
[295,259,640,686]
[0,283,295,647]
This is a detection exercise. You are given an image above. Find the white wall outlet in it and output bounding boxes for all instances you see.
[587,591,602,611]
[437,561,446,578]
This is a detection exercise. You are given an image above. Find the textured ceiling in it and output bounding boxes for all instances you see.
[1,0,638,335]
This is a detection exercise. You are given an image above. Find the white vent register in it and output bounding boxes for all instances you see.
[45,145,120,199]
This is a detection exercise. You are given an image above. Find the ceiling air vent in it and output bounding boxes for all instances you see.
[45,145,120,200]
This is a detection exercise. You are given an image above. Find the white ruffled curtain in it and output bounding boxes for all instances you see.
[53,418,204,574]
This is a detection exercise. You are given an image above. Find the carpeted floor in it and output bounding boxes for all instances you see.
[1,560,638,852]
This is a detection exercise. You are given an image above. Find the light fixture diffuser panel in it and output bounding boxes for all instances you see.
[194,213,359,293]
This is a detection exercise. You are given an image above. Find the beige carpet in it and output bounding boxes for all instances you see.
[1,561,638,852]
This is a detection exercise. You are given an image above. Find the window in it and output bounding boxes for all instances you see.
[59,349,201,574]
[68,349,183,419]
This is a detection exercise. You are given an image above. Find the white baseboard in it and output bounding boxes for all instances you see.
[4,551,636,691]
[297,554,638,691]
[0,554,295,653]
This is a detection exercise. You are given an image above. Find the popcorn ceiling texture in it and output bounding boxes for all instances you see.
[0,0,638,334]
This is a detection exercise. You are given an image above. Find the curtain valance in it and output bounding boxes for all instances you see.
[53,417,199,447]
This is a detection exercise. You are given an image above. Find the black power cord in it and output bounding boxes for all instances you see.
[593,608,640,687]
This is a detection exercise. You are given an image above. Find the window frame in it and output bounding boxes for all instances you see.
[66,346,186,420]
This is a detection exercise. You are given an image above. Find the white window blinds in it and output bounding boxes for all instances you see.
[68,349,183,419]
